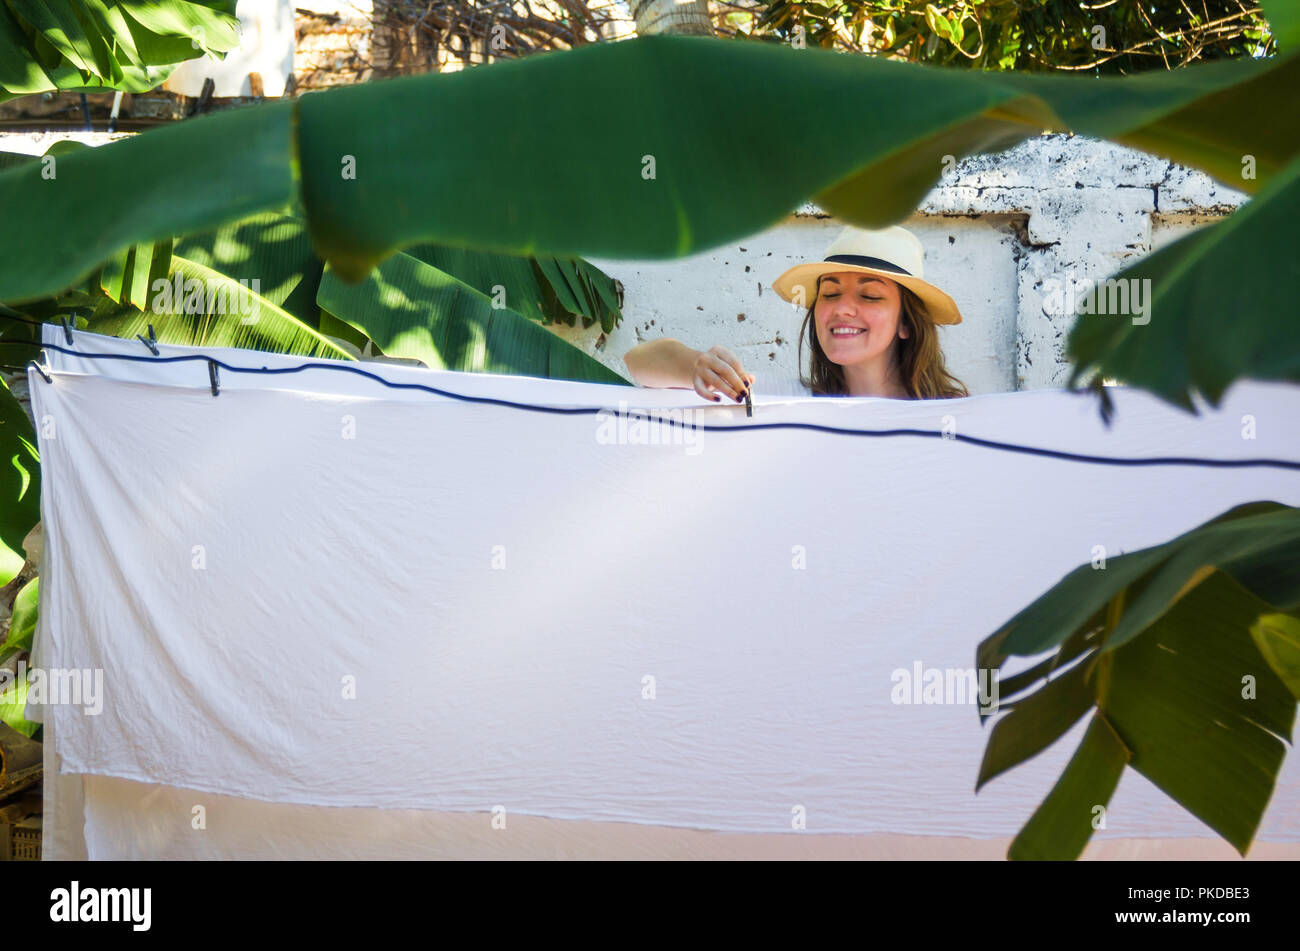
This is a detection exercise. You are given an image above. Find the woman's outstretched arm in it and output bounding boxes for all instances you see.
[624,338,754,403]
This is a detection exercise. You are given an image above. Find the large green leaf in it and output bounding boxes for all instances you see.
[1102,510,1300,649]
[1,576,37,662]
[0,664,37,738]
[979,512,1299,859]
[0,101,295,304]
[87,253,356,359]
[5,205,626,399]
[0,149,36,175]
[0,374,39,567]
[976,654,1095,791]
[24,141,179,315]
[991,570,1295,859]
[1006,713,1129,861]
[0,547,20,590]
[403,244,622,334]
[3,36,1298,300]
[297,38,1300,281]
[114,0,240,54]
[174,213,325,324]
[0,0,240,101]
[1067,153,1300,410]
[980,501,1296,666]
[1262,0,1300,50]
[1251,613,1300,700]
[100,238,173,312]
[978,546,1167,671]
[977,501,1298,854]
[171,212,625,336]
[1097,571,1296,854]
[991,618,1103,707]
[90,210,626,373]
[317,255,629,384]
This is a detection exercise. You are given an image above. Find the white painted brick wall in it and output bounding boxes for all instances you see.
[572,132,1248,395]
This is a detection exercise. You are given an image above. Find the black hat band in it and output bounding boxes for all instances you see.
[822,254,912,276]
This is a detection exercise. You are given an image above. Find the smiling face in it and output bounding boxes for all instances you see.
[813,271,908,366]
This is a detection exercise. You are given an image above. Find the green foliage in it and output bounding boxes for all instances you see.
[0,375,39,568]
[1261,0,1300,49]
[1251,613,1300,699]
[1,577,38,663]
[0,666,38,738]
[0,0,241,101]
[1006,714,1127,861]
[979,503,1300,858]
[89,252,355,358]
[2,36,1296,306]
[745,1,1277,73]
[3,35,1295,412]
[82,209,628,380]
[317,254,627,383]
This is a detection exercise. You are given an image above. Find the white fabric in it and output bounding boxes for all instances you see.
[39,323,687,406]
[41,325,821,401]
[755,371,814,397]
[28,330,1300,858]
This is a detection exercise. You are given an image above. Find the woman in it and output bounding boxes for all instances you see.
[623,225,968,401]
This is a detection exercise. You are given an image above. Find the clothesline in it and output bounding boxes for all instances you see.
[20,338,1300,473]
[10,335,1300,472]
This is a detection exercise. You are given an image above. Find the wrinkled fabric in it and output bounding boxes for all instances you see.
[29,329,1300,858]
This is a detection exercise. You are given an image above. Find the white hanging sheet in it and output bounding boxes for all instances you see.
[38,323,694,405]
[26,331,1300,858]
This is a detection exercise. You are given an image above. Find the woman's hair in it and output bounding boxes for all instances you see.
[797,278,969,399]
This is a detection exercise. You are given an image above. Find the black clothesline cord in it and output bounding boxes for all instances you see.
[0,312,46,328]
[14,334,1300,473]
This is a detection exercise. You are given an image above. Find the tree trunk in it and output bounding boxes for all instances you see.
[630,0,713,36]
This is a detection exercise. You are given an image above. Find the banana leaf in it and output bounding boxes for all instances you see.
[3,36,1298,302]
[0,0,240,101]
[87,252,355,359]
[317,254,628,384]
[0,666,38,738]
[978,502,1300,858]
[0,375,39,571]
[0,577,37,663]
[1067,153,1300,411]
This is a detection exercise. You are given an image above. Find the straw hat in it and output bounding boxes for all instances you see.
[771,225,962,325]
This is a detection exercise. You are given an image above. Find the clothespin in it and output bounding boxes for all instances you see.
[27,359,52,384]
[60,315,74,344]
[744,385,752,418]
[137,324,159,355]
[208,359,220,397]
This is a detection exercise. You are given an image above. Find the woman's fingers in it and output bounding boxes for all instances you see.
[705,365,747,402]
[706,347,750,400]
[697,366,733,401]
[692,346,752,402]
[692,361,721,401]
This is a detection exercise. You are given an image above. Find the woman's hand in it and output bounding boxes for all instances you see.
[692,345,754,403]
